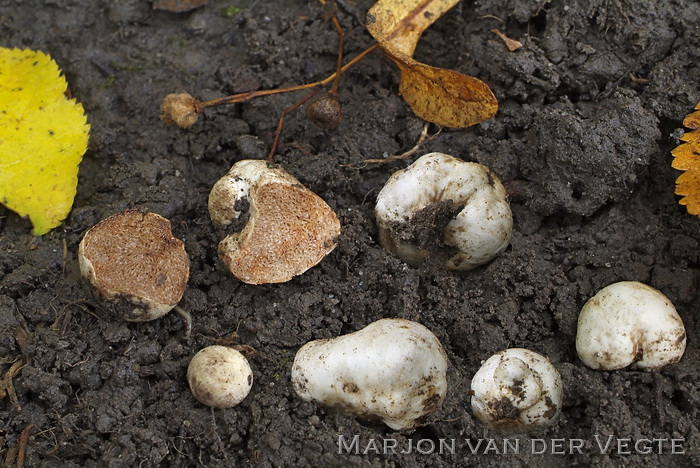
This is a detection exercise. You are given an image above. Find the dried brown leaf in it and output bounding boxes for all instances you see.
[491,29,523,51]
[366,0,497,128]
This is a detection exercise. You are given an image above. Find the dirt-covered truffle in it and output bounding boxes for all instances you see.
[576,281,686,370]
[470,348,563,433]
[375,152,512,270]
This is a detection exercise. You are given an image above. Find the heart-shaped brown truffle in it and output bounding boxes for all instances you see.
[209,160,341,284]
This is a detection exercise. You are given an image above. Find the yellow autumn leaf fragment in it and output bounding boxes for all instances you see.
[0,48,89,235]
[367,0,459,57]
[683,108,700,129]
[366,0,497,128]
[675,168,700,216]
[672,101,700,216]
[671,130,700,171]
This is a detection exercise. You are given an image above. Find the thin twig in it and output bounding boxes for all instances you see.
[1,357,26,410]
[331,15,345,93]
[17,424,33,468]
[265,87,323,162]
[198,43,379,109]
[345,123,440,168]
[173,305,192,339]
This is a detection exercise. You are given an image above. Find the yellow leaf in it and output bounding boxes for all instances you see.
[0,48,90,235]
[671,131,700,171]
[367,0,459,57]
[366,0,498,128]
[683,103,700,129]
[672,101,700,216]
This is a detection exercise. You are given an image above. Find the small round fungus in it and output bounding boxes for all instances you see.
[576,281,686,371]
[291,318,448,431]
[160,92,201,129]
[306,90,343,129]
[208,160,341,284]
[470,348,562,433]
[375,152,512,270]
[187,345,253,409]
[78,210,189,322]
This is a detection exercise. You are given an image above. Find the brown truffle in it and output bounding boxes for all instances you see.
[208,160,341,284]
[78,210,190,321]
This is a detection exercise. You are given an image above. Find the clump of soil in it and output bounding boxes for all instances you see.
[1,0,700,466]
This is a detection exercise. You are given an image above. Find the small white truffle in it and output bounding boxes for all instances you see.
[78,210,190,322]
[291,318,448,431]
[187,345,253,409]
[470,348,562,433]
[208,160,341,284]
[375,152,512,270]
[576,281,686,371]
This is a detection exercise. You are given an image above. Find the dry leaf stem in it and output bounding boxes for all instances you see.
[198,44,379,110]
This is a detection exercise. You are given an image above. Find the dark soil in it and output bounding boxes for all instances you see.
[1,0,700,466]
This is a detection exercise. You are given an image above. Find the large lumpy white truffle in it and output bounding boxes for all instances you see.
[375,152,512,270]
[208,160,341,284]
[78,210,189,322]
[291,318,448,431]
[470,348,563,433]
[576,281,686,370]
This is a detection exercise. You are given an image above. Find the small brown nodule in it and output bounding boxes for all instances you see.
[160,93,201,129]
[306,91,343,130]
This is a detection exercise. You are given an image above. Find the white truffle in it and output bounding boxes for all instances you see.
[576,281,686,370]
[208,160,341,284]
[78,210,189,322]
[291,318,448,431]
[375,152,512,270]
[470,348,562,433]
[187,345,253,409]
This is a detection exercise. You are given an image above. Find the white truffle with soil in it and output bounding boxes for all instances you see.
[208,160,341,284]
[470,348,563,433]
[78,210,189,322]
[187,345,253,409]
[576,281,686,370]
[375,152,512,270]
[291,318,448,431]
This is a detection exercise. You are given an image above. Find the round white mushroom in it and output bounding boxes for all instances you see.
[470,348,563,433]
[576,281,686,370]
[187,345,253,409]
[78,210,189,322]
[208,160,341,284]
[375,152,512,270]
[291,318,448,431]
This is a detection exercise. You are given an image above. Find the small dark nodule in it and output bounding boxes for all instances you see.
[306,91,343,130]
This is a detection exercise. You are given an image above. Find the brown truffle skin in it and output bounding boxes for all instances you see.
[78,210,189,321]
